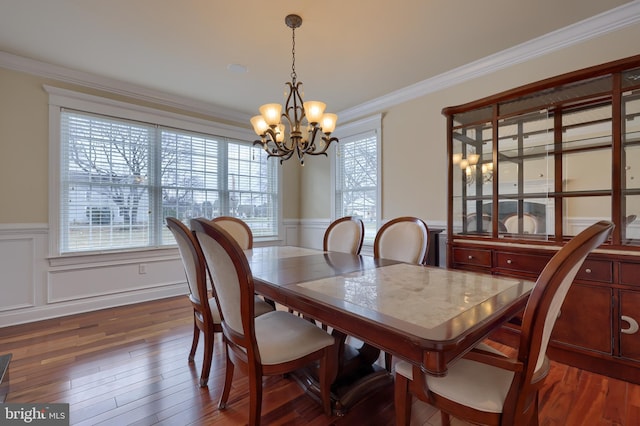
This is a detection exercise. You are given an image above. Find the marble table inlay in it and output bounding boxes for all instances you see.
[296,263,533,329]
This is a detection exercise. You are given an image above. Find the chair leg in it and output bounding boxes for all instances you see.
[199,331,213,387]
[385,352,392,371]
[318,345,337,416]
[440,410,451,426]
[394,373,411,426]
[218,348,234,409]
[188,320,199,362]
[248,365,263,426]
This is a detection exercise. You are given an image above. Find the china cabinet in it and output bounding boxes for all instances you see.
[445,54,640,384]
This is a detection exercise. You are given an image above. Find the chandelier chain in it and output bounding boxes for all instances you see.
[290,27,297,83]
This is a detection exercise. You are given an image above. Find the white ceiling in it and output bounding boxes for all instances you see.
[0,1,634,120]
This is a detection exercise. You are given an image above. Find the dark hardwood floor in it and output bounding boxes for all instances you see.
[1,296,639,425]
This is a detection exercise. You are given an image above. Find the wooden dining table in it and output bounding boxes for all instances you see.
[245,246,535,414]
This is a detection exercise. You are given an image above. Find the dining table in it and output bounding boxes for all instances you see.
[245,246,535,415]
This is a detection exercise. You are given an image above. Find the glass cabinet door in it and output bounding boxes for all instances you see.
[496,109,553,239]
[451,107,493,236]
[561,101,613,236]
[623,69,640,244]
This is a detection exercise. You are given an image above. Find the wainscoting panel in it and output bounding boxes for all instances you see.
[0,234,38,312]
[47,259,185,303]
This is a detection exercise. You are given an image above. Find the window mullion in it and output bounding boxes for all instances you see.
[150,125,162,246]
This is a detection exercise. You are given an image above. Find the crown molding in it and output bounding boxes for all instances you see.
[339,1,640,123]
[0,50,252,126]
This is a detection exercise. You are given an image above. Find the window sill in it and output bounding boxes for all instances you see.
[48,247,179,268]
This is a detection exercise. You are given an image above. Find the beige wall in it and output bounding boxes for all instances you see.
[0,69,49,222]
[2,23,640,226]
[300,23,640,224]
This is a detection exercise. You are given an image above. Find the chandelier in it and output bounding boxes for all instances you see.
[251,14,338,165]
[453,152,493,185]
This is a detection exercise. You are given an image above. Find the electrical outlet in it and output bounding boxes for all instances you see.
[138,263,147,274]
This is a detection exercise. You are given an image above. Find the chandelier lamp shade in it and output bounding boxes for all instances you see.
[251,14,338,165]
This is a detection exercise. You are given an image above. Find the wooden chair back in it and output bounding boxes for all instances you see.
[508,220,613,422]
[374,216,430,264]
[167,217,222,387]
[211,216,253,249]
[323,216,365,254]
[166,217,214,325]
[191,218,258,359]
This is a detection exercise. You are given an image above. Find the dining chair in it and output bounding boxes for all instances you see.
[374,216,430,265]
[504,213,538,234]
[190,218,337,425]
[166,217,273,388]
[323,216,365,254]
[394,220,614,426]
[211,215,253,249]
[466,213,508,233]
[374,216,430,370]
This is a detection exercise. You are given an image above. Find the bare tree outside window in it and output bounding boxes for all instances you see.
[60,111,278,253]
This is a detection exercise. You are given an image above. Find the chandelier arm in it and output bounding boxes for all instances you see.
[265,129,294,155]
[304,136,339,156]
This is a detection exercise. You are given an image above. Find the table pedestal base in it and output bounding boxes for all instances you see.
[290,335,393,416]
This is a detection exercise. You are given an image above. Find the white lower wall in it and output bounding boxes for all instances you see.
[0,218,448,328]
[0,224,186,328]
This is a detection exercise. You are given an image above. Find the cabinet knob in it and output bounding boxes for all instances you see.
[621,315,639,335]
[468,255,473,260]
[585,268,592,274]
[506,259,512,264]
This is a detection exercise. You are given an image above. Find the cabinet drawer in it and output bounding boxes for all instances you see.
[620,262,640,287]
[575,259,612,283]
[494,251,552,275]
[452,247,491,268]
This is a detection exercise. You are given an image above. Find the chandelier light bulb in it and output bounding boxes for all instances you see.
[303,101,326,124]
[259,103,282,127]
[321,113,337,134]
[250,115,269,136]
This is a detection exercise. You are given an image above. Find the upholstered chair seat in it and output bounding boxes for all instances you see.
[254,310,335,364]
[395,343,533,414]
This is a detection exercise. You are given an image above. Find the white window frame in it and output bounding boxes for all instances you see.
[330,114,382,251]
[46,85,282,260]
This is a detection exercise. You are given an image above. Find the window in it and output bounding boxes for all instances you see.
[49,87,279,255]
[333,115,381,246]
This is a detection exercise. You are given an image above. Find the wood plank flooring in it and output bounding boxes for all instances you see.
[1,296,639,425]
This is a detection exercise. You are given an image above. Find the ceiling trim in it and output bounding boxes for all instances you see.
[338,1,640,123]
[1,1,639,128]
